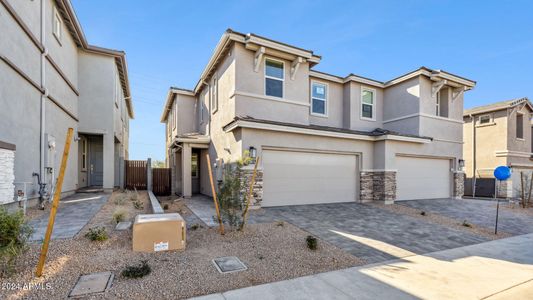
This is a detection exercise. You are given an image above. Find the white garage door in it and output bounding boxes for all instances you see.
[262,150,358,207]
[396,156,451,201]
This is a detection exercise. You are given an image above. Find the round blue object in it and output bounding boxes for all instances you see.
[494,166,512,181]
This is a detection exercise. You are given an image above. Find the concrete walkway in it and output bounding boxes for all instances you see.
[184,195,218,227]
[28,193,109,241]
[191,234,533,300]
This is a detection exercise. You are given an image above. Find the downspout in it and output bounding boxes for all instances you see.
[470,114,476,197]
[39,0,47,207]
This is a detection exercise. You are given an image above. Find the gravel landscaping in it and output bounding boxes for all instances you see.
[372,203,513,240]
[3,192,362,299]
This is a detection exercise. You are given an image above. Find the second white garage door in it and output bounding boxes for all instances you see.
[262,150,358,207]
[396,156,451,201]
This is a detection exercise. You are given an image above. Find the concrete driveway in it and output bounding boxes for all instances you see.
[249,202,489,264]
[398,198,533,235]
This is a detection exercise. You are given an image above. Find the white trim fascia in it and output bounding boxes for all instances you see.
[384,70,430,87]
[226,120,430,144]
[383,113,463,124]
[245,35,315,60]
[432,138,464,144]
[360,86,377,121]
[230,90,310,107]
[495,150,532,158]
[361,169,397,172]
[309,71,344,84]
[310,80,328,117]
[345,75,384,88]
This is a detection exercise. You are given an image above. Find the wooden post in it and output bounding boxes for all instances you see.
[521,172,525,208]
[206,154,224,235]
[240,157,260,231]
[36,128,73,277]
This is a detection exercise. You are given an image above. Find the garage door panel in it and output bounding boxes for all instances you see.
[262,150,358,207]
[396,157,451,201]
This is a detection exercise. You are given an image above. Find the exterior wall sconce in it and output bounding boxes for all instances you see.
[249,146,257,159]
[458,159,465,170]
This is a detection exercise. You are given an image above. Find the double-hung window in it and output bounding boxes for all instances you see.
[265,59,284,98]
[311,82,327,116]
[361,88,375,120]
[517,113,524,139]
[211,76,218,113]
[479,114,491,125]
[53,7,62,43]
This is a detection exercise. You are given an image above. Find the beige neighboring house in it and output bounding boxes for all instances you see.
[463,98,533,198]
[0,0,133,206]
[161,29,476,207]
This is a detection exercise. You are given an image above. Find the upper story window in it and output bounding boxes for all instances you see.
[436,89,449,117]
[478,114,492,125]
[311,82,327,116]
[53,7,62,43]
[211,76,218,113]
[265,58,284,98]
[361,88,375,121]
[516,113,524,139]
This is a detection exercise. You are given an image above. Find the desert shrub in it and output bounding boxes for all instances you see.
[0,208,33,277]
[217,163,246,230]
[420,211,426,216]
[306,235,318,250]
[121,260,151,279]
[190,224,201,231]
[85,227,108,241]
[276,221,285,227]
[113,194,127,206]
[112,210,127,224]
[163,204,169,210]
[132,200,144,210]
[128,189,139,202]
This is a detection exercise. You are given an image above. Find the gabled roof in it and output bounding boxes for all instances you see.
[160,87,196,122]
[55,0,134,118]
[464,97,532,116]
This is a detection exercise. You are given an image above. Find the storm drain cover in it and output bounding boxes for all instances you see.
[69,271,113,298]
[212,256,247,274]
[115,221,132,231]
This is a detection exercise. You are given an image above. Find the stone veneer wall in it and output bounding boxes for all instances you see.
[239,167,263,209]
[0,142,16,204]
[453,172,465,199]
[360,171,396,203]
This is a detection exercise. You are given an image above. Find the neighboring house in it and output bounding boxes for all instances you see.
[161,29,475,207]
[0,0,133,205]
[463,98,533,198]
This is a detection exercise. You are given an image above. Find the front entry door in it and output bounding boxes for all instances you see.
[89,137,104,186]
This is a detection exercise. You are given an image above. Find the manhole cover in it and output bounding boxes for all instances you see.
[212,256,247,274]
[115,221,132,231]
[69,271,113,298]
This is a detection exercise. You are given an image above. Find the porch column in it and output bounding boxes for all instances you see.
[103,133,114,191]
[181,143,192,198]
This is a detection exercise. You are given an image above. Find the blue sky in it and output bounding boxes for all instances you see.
[71,0,533,161]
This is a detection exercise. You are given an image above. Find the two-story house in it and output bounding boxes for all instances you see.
[0,0,133,206]
[463,98,533,198]
[161,29,475,207]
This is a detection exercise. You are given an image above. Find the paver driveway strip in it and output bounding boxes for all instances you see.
[28,193,109,241]
[398,198,533,235]
[249,202,488,264]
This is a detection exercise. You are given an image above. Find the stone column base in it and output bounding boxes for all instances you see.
[453,172,465,199]
[360,171,397,204]
[240,167,263,209]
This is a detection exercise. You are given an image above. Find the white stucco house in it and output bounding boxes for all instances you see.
[161,29,476,207]
[0,0,133,206]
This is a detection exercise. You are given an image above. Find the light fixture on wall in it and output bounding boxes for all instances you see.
[249,146,257,159]
[458,159,465,170]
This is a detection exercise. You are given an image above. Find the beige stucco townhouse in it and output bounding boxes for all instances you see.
[0,0,133,207]
[463,98,533,198]
[161,29,476,207]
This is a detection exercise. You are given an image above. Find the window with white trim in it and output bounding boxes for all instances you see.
[436,92,440,116]
[265,59,284,98]
[311,82,327,116]
[361,88,375,120]
[81,138,87,171]
[516,113,524,139]
[191,153,198,178]
[478,114,492,125]
[53,7,62,43]
[211,76,218,113]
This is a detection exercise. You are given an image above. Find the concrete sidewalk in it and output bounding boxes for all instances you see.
[191,234,533,300]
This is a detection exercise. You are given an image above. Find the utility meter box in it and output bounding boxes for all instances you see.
[132,213,186,252]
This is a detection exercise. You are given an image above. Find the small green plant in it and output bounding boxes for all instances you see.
[85,227,108,241]
[112,210,127,224]
[420,211,426,216]
[190,224,201,231]
[126,189,139,202]
[217,163,246,230]
[113,194,127,206]
[121,260,151,279]
[132,200,144,210]
[306,235,318,250]
[163,204,169,210]
[462,220,472,228]
[0,208,33,277]
[276,221,285,227]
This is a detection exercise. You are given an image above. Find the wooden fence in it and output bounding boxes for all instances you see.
[153,168,171,196]
[125,160,147,190]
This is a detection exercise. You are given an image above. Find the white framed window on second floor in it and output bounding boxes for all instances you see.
[478,114,492,125]
[361,88,376,121]
[311,82,327,116]
[211,76,218,113]
[516,113,524,139]
[265,58,284,98]
[53,7,62,43]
